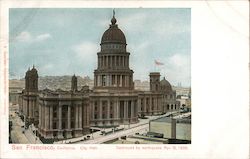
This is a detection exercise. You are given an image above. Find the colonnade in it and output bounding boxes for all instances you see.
[91,98,137,125]
[38,102,89,139]
[138,96,163,115]
[94,74,132,87]
[98,55,129,69]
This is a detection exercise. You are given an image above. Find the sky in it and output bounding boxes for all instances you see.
[9,8,191,87]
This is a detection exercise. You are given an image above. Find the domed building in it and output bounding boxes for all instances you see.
[90,13,138,127]
[137,72,179,116]
[160,77,178,113]
[18,11,180,141]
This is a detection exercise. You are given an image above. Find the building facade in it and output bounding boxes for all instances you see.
[90,13,138,127]
[18,13,181,140]
[19,66,39,126]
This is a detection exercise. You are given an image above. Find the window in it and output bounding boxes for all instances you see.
[94,114,98,119]
[110,114,113,118]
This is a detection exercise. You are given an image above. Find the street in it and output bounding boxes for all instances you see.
[9,110,42,144]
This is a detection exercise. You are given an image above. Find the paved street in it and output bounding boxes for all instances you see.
[9,110,42,144]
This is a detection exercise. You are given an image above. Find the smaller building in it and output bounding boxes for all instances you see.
[149,116,191,141]
[138,72,180,117]
[37,76,91,140]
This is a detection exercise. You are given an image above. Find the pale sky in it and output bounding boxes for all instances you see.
[9,8,191,87]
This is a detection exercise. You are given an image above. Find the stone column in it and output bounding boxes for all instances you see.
[107,100,110,119]
[31,100,33,118]
[120,75,123,87]
[98,75,101,86]
[99,101,102,119]
[91,101,95,120]
[86,104,90,126]
[75,105,79,128]
[106,56,108,68]
[41,105,44,129]
[38,104,41,128]
[68,106,71,129]
[117,100,120,118]
[124,76,127,87]
[110,56,113,68]
[79,105,82,128]
[138,98,141,114]
[124,101,128,120]
[134,100,138,117]
[157,97,160,112]
[149,97,152,115]
[49,106,53,130]
[115,75,118,87]
[131,100,134,118]
[45,105,49,130]
[144,97,146,114]
[29,100,32,118]
[108,75,111,86]
[58,105,62,129]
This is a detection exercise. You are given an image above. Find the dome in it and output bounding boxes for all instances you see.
[101,16,126,44]
[160,77,172,92]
